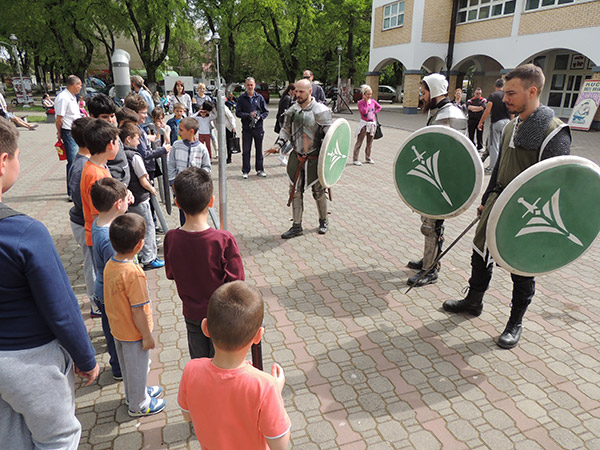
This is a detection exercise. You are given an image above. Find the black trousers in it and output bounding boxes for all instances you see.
[469,250,535,309]
[468,120,484,150]
[242,127,264,174]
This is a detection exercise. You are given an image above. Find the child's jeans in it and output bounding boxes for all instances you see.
[185,318,214,359]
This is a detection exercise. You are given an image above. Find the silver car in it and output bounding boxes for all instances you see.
[378,85,398,102]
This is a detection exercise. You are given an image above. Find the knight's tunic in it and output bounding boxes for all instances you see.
[473,107,568,256]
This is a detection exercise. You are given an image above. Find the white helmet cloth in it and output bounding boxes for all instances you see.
[422,73,448,98]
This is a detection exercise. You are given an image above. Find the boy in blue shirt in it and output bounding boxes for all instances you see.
[90,177,129,379]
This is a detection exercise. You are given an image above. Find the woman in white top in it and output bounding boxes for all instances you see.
[171,80,192,115]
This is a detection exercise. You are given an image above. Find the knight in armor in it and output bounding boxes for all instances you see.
[442,64,571,349]
[406,73,467,287]
[266,79,333,239]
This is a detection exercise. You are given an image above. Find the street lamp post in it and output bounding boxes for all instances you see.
[212,32,227,230]
[337,45,343,101]
[9,34,29,108]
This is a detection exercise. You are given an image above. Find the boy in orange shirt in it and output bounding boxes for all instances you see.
[104,213,166,417]
[178,281,291,449]
[80,119,120,247]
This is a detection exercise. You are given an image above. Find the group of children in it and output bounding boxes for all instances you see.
[60,92,291,446]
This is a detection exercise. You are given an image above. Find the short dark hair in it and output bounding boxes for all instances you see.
[0,120,19,157]
[66,75,81,86]
[110,213,146,254]
[119,121,141,143]
[124,93,148,113]
[207,281,264,351]
[495,78,505,88]
[179,117,199,134]
[201,100,213,112]
[173,167,212,216]
[90,177,128,212]
[84,119,119,155]
[505,64,545,95]
[116,107,139,125]
[151,108,165,121]
[87,94,117,118]
[71,117,94,147]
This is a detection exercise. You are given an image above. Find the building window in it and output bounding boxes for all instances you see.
[525,0,577,11]
[383,1,405,30]
[457,0,516,23]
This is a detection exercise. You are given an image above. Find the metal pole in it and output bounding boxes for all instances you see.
[10,35,29,108]
[213,33,227,230]
[337,51,341,95]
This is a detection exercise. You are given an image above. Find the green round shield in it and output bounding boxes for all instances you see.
[487,156,600,276]
[393,126,484,219]
[318,118,352,188]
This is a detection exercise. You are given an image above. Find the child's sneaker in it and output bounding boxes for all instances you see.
[125,385,163,405]
[128,397,166,417]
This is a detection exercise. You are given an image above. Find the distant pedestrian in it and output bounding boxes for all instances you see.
[303,70,326,104]
[275,84,295,133]
[172,80,193,116]
[353,85,381,165]
[478,79,512,174]
[55,75,83,199]
[467,87,486,150]
[236,77,269,179]
[131,75,155,123]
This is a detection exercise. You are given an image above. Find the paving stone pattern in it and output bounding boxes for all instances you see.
[6,113,600,449]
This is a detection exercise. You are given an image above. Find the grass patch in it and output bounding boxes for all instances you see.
[25,115,48,123]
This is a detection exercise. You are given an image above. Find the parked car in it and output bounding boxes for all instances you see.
[377,85,398,102]
[256,82,270,104]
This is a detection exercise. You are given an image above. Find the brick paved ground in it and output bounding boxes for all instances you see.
[6,111,600,449]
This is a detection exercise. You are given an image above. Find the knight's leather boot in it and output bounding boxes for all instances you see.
[497,306,527,349]
[442,288,484,316]
[407,258,423,270]
[318,219,329,235]
[281,223,303,239]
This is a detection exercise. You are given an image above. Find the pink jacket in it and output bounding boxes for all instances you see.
[358,99,381,122]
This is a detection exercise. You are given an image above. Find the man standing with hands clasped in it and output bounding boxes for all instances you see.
[266,78,333,239]
[236,77,269,179]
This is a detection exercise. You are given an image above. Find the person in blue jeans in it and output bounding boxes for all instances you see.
[90,177,130,380]
[236,77,269,179]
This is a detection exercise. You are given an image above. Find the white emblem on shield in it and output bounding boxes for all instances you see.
[327,141,347,171]
[515,189,582,246]
[407,146,453,206]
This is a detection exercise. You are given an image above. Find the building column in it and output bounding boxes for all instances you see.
[403,70,422,114]
[592,66,600,130]
[449,71,464,92]
[365,72,381,101]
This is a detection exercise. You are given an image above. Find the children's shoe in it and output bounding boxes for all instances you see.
[147,385,163,398]
[242,173,248,179]
[128,397,166,417]
[90,304,102,318]
[353,161,362,166]
[125,386,163,405]
[366,159,375,164]
[144,259,165,270]
[257,170,267,177]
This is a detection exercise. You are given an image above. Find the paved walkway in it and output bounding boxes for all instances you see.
[6,113,600,449]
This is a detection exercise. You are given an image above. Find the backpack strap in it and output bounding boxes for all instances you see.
[0,203,23,221]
